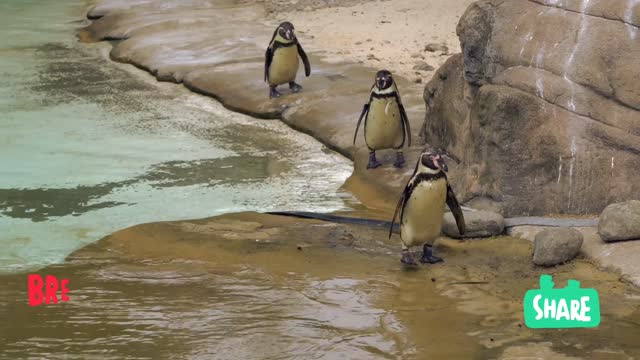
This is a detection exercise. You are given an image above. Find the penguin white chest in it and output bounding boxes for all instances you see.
[365,97,404,150]
[269,45,299,85]
[401,178,447,248]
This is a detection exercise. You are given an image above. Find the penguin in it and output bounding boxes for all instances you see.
[264,22,311,99]
[353,70,412,169]
[389,150,466,266]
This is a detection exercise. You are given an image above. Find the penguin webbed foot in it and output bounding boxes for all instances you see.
[269,86,282,99]
[420,245,444,264]
[367,152,382,169]
[393,152,405,168]
[401,251,418,266]
[289,81,303,93]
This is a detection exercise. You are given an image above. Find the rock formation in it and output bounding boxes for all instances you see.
[422,0,640,217]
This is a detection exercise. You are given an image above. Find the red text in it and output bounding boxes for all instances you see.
[28,274,69,306]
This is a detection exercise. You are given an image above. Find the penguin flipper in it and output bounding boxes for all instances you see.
[297,41,311,77]
[265,28,279,82]
[398,101,412,147]
[389,191,405,239]
[389,161,420,239]
[265,46,273,82]
[446,182,466,236]
[353,103,370,145]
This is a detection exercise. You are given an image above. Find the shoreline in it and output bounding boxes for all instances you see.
[79,0,428,212]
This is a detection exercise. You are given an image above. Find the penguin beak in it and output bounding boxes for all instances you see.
[433,155,448,172]
[376,78,386,90]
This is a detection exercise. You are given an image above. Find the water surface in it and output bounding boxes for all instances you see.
[0,0,356,273]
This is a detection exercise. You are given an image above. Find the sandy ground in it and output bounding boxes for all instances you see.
[268,0,476,82]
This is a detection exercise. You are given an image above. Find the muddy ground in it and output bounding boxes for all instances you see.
[2,212,639,358]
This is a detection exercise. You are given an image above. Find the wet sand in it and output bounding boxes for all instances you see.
[2,212,639,358]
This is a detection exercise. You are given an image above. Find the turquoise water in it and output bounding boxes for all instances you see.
[0,0,356,273]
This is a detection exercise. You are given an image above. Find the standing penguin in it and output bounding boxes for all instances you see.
[264,22,311,99]
[353,70,412,169]
[389,150,466,266]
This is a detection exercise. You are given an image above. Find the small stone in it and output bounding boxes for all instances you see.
[411,53,422,58]
[598,200,640,242]
[412,61,435,72]
[414,77,422,84]
[443,210,505,238]
[532,228,583,266]
[297,245,302,250]
[355,41,362,45]
[425,43,449,53]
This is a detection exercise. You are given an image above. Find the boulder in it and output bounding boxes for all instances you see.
[421,0,640,217]
[443,210,504,238]
[598,200,640,242]
[533,228,584,266]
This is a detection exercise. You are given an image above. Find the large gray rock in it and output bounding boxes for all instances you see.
[532,228,583,266]
[598,200,640,242]
[422,0,640,217]
[443,210,504,238]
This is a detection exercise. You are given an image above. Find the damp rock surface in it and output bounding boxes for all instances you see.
[532,227,584,266]
[598,200,640,242]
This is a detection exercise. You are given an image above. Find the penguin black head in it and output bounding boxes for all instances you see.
[420,151,448,173]
[375,70,394,90]
[277,22,296,41]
